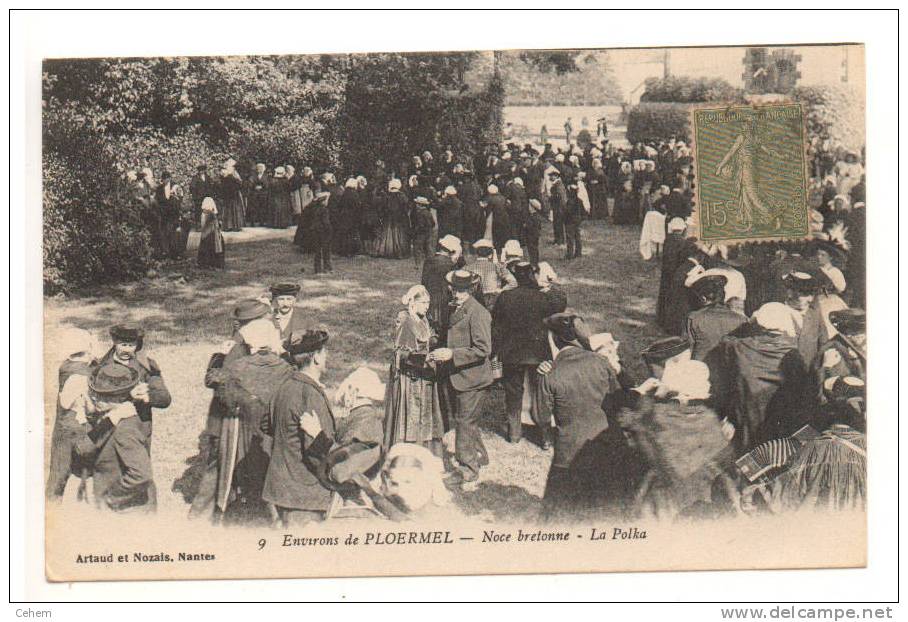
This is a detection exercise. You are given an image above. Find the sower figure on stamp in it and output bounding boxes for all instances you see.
[262,329,337,527]
[430,270,493,486]
[92,324,171,512]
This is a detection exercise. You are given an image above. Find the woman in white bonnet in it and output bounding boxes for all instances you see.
[333,366,386,446]
[383,285,444,455]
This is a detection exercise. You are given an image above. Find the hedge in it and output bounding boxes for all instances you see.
[625,102,693,145]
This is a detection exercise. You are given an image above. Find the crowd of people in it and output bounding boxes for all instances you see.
[52,133,866,527]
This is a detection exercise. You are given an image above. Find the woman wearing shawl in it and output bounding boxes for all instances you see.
[269,166,292,229]
[707,302,814,454]
[210,318,292,524]
[333,178,363,256]
[197,197,225,269]
[383,285,444,456]
[218,159,246,231]
[617,359,732,519]
[375,178,412,259]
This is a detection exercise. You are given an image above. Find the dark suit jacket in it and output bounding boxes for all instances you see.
[421,254,454,334]
[541,346,621,469]
[492,284,550,366]
[446,295,493,392]
[273,307,309,342]
[685,304,747,361]
[262,372,336,511]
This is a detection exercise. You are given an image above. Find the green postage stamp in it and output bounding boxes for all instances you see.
[692,102,809,242]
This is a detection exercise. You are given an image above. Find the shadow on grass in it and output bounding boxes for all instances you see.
[452,481,543,523]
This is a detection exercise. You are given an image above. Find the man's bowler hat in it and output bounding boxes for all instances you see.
[270,282,301,297]
[285,329,330,356]
[445,270,479,292]
[89,362,140,397]
[109,324,145,346]
[828,309,866,335]
[640,336,689,364]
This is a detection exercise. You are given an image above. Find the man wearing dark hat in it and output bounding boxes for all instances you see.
[782,270,826,366]
[270,282,307,341]
[92,324,171,511]
[190,298,272,520]
[263,329,337,526]
[684,273,747,361]
[430,270,493,484]
[492,262,555,446]
[539,312,639,521]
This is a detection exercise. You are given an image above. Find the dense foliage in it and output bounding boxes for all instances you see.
[43,53,503,291]
[502,50,622,106]
[639,76,745,104]
[791,85,865,152]
[626,102,693,145]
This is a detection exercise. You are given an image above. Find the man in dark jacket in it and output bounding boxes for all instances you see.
[485,184,511,257]
[411,196,436,270]
[420,235,461,343]
[540,313,641,522]
[190,299,272,521]
[684,273,748,361]
[505,177,528,246]
[309,191,333,274]
[262,329,336,527]
[564,184,585,260]
[492,262,553,445]
[437,186,464,241]
[547,168,567,245]
[431,270,493,484]
[92,324,171,511]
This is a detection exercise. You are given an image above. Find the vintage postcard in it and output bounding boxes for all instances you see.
[42,42,867,582]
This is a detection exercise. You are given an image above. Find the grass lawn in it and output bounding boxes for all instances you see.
[44,220,666,523]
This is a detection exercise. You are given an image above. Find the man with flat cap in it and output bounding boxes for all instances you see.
[684,272,747,361]
[263,329,337,527]
[270,282,308,341]
[190,298,272,520]
[92,324,171,511]
[539,312,641,521]
[430,269,493,484]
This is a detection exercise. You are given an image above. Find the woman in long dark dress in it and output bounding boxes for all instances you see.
[218,160,246,231]
[383,285,444,456]
[375,179,411,259]
[269,167,292,229]
[197,197,225,269]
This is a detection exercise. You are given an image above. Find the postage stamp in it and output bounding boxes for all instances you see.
[692,102,809,243]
